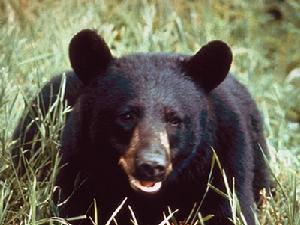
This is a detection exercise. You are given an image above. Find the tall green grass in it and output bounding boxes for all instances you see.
[0,0,299,224]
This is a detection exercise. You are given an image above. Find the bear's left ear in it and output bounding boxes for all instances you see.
[69,29,113,84]
[184,40,233,92]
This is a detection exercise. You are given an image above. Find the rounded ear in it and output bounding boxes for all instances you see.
[69,29,113,84]
[184,40,233,92]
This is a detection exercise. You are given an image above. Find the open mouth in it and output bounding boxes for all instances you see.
[128,176,162,193]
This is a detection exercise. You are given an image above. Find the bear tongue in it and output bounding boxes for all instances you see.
[140,181,156,187]
[137,181,162,193]
[128,176,162,193]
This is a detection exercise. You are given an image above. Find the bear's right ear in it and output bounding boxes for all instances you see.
[69,29,113,84]
[184,40,233,92]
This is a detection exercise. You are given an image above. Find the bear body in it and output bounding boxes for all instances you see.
[12,30,270,225]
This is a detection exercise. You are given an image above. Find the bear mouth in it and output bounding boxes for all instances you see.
[128,176,162,193]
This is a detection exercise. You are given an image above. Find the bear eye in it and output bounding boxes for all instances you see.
[117,110,139,127]
[165,113,182,127]
[119,112,135,122]
[169,117,182,127]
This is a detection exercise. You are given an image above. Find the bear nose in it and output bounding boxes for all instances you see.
[135,161,166,181]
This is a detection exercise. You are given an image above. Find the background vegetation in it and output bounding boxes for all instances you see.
[0,0,299,224]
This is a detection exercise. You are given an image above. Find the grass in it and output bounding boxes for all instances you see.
[0,0,300,224]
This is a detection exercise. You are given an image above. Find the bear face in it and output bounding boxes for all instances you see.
[64,29,232,195]
[78,55,205,193]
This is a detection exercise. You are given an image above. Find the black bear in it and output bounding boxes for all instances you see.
[12,29,270,225]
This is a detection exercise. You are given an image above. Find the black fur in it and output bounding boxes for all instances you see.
[12,29,270,225]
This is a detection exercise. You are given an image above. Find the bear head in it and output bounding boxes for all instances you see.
[65,29,232,194]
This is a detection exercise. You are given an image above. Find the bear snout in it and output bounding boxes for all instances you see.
[135,160,167,182]
[128,154,172,193]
